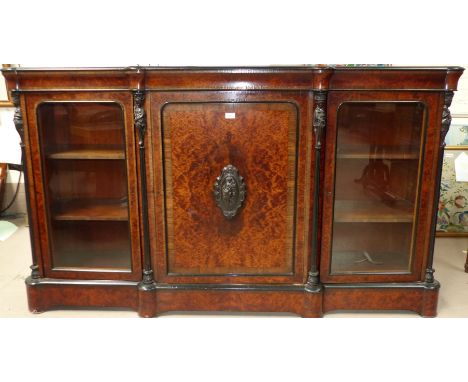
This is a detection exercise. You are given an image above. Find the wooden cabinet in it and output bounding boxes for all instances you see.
[2,66,463,317]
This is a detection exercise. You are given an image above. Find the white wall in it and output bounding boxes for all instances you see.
[0,106,24,214]
[0,70,24,213]
[452,67,468,115]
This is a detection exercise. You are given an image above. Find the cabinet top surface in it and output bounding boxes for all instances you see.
[2,65,464,72]
[3,66,464,91]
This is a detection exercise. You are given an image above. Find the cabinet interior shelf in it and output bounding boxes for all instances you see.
[334,200,414,223]
[52,250,131,271]
[52,199,128,221]
[336,150,419,160]
[47,149,125,160]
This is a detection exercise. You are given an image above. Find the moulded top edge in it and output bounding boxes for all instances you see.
[1,65,464,73]
[2,65,327,72]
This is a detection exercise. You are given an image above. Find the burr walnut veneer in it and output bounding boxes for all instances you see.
[2,66,463,317]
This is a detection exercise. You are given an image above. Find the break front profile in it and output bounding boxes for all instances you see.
[2,66,463,317]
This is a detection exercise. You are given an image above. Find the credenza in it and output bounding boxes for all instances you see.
[2,66,464,317]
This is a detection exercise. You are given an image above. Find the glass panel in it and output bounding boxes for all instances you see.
[37,102,131,271]
[331,102,425,274]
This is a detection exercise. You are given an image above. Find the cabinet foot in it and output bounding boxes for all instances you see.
[302,288,323,317]
[138,282,158,318]
[26,277,47,314]
[300,312,323,318]
[420,282,440,318]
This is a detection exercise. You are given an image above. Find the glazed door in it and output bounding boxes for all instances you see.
[321,92,442,283]
[25,93,142,280]
[149,91,313,284]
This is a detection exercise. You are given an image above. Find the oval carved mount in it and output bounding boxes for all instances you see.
[213,164,246,219]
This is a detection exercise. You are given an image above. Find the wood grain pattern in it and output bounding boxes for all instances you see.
[330,69,448,90]
[149,91,313,285]
[26,281,439,317]
[323,285,439,317]
[26,282,138,313]
[155,290,318,317]
[163,102,297,275]
[3,66,462,91]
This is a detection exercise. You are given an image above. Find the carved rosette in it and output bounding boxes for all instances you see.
[133,90,146,146]
[213,165,246,219]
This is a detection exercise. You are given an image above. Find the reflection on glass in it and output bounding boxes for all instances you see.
[37,103,131,270]
[331,102,425,274]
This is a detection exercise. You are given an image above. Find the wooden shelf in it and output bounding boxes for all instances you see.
[47,149,125,160]
[53,200,128,221]
[334,200,414,223]
[337,149,419,160]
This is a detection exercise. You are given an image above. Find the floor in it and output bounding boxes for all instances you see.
[0,219,467,317]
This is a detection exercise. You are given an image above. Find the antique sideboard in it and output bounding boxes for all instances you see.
[2,66,463,317]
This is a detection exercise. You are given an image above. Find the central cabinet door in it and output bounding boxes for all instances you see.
[150,92,312,284]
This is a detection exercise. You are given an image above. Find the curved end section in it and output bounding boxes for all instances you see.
[445,67,465,91]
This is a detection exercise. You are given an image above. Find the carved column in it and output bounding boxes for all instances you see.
[134,89,156,291]
[305,91,327,292]
[426,91,454,284]
[12,90,40,280]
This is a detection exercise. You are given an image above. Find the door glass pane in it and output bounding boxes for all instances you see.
[37,102,131,271]
[331,102,425,274]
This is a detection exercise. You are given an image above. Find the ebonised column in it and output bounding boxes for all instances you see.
[426,90,454,285]
[134,89,157,291]
[305,90,327,292]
